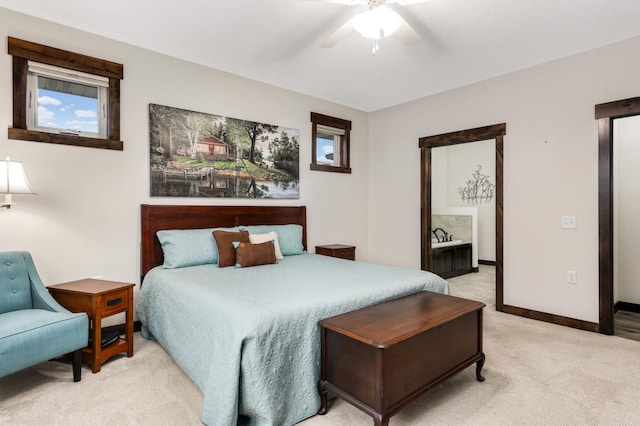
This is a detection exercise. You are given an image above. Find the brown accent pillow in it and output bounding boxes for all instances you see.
[234,241,277,268]
[213,230,250,267]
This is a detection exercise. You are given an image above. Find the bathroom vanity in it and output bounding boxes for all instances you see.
[432,242,473,279]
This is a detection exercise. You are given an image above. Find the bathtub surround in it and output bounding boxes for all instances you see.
[433,207,479,269]
[432,215,472,244]
[431,242,473,278]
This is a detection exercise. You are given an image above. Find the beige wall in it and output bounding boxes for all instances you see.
[368,35,640,324]
[0,8,370,321]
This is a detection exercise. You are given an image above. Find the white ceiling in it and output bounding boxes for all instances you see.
[2,0,640,112]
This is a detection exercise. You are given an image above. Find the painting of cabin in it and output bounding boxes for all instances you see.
[149,103,300,199]
[196,136,231,160]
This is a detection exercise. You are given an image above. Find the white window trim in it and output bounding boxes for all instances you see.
[26,61,109,139]
[316,124,345,167]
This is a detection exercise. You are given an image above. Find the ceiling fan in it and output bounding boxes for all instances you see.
[313,0,428,53]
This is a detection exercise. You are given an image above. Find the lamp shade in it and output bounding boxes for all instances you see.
[0,157,35,195]
[352,5,402,39]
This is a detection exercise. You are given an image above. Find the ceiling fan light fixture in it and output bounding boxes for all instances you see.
[352,5,402,39]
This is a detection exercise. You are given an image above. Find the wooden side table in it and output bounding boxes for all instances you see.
[48,278,135,373]
[315,244,356,261]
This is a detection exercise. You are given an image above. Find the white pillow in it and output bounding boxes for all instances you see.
[249,231,284,260]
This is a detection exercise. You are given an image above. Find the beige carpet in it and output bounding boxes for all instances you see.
[2,266,640,425]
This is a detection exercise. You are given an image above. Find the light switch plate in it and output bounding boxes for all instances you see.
[561,216,577,229]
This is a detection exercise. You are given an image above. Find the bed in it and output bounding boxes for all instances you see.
[136,204,449,426]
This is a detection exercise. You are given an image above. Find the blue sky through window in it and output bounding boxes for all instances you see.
[37,88,98,133]
[316,136,334,163]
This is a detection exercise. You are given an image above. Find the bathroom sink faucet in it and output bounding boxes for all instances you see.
[432,228,448,243]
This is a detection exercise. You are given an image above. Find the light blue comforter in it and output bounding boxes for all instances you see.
[136,254,449,426]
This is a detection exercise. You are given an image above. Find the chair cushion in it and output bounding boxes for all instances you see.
[0,309,88,378]
[0,252,33,314]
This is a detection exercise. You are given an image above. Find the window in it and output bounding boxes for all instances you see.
[315,124,344,166]
[27,62,108,138]
[8,37,123,150]
[310,112,351,173]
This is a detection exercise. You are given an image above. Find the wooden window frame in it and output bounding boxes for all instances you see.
[8,37,124,151]
[310,112,351,174]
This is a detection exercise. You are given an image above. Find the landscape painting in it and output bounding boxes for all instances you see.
[149,104,300,199]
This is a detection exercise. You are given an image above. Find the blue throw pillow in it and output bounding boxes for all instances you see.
[157,227,237,268]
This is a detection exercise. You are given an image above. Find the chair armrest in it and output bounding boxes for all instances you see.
[21,251,70,313]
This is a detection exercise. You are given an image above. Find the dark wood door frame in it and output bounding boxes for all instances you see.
[421,124,600,332]
[595,96,640,335]
[419,124,506,310]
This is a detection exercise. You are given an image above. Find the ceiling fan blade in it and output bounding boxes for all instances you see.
[316,0,428,5]
[304,0,364,4]
[387,0,430,5]
[321,18,355,47]
[393,19,421,45]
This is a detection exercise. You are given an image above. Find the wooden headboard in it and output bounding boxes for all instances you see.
[140,204,307,279]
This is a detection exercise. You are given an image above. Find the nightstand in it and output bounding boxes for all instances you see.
[315,244,356,261]
[48,279,135,373]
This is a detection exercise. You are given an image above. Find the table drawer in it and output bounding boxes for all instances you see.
[101,289,128,316]
[316,246,355,261]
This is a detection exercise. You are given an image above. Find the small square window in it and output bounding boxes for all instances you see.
[310,112,351,174]
[315,127,344,166]
[27,62,108,138]
[8,37,123,151]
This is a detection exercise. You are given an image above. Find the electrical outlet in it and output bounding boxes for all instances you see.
[566,271,577,284]
[561,216,577,229]
[91,275,103,280]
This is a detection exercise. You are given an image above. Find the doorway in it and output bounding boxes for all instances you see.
[613,115,640,341]
[419,124,505,310]
[596,96,640,335]
[431,140,496,276]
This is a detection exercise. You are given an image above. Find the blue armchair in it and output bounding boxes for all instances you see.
[0,251,88,381]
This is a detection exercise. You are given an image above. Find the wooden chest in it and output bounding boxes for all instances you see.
[318,291,485,426]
